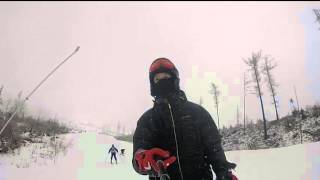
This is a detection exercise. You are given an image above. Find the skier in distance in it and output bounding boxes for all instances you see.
[108,144,119,164]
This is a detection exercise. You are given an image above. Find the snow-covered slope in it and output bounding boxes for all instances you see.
[0,133,319,180]
[227,141,320,180]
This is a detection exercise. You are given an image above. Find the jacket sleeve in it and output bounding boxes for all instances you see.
[198,107,229,177]
[132,110,155,175]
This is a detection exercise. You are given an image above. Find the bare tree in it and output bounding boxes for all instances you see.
[14,91,27,119]
[209,83,220,131]
[117,121,121,135]
[0,85,3,120]
[293,86,300,112]
[313,9,320,30]
[293,86,303,144]
[236,105,239,126]
[0,90,26,121]
[0,85,3,107]
[244,51,268,140]
[261,56,280,121]
[289,98,296,113]
[122,125,126,135]
[243,72,251,135]
[52,115,57,164]
[3,98,12,121]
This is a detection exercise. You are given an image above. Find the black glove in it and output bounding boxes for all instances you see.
[216,162,238,180]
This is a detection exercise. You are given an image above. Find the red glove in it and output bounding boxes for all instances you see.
[134,148,176,173]
[216,171,238,180]
[231,173,238,180]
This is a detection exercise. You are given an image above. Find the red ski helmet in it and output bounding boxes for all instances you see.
[149,58,180,97]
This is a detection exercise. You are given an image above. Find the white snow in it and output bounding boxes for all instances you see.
[227,142,320,180]
[0,132,319,180]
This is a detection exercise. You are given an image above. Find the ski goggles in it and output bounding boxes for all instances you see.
[149,58,175,73]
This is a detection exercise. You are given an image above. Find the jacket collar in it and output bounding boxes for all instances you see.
[154,90,187,108]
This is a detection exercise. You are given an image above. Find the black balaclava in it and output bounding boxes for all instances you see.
[149,58,180,98]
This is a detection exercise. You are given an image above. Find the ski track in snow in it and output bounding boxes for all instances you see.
[0,132,319,180]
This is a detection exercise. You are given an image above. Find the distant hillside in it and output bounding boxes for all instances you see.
[114,134,133,143]
[221,113,320,151]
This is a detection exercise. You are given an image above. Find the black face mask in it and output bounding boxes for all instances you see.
[153,78,176,98]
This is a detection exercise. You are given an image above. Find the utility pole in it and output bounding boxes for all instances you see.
[0,46,79,137]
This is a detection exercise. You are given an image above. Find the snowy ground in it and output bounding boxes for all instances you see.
[0,132,319,180]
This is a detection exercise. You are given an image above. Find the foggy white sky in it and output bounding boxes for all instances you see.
[0,1,319,131]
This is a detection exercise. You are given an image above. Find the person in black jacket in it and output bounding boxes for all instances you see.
[132,58,238,180]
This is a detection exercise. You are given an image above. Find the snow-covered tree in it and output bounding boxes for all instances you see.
[209,83,220,131]
[261,56,280,121]
[244,51,268,140]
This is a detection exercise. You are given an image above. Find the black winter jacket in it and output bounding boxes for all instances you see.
[133,90,232,180]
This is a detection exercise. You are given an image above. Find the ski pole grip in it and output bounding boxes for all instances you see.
[157,160,170,180]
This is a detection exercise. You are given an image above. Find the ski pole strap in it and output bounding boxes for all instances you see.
[157,160,170,180]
